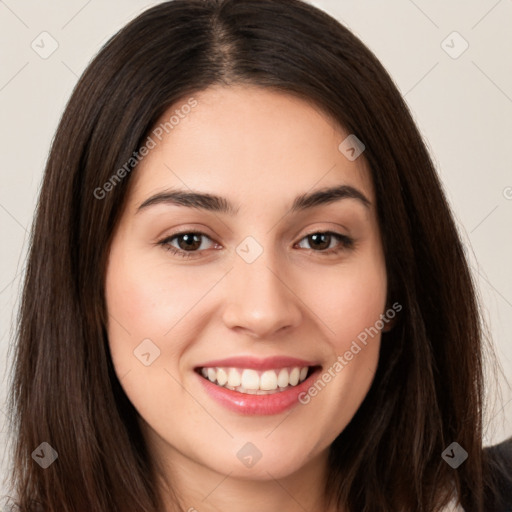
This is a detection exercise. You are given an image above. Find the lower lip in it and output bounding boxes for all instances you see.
[196,368,321,415]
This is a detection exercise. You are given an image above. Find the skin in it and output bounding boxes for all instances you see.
[105,84,388,512]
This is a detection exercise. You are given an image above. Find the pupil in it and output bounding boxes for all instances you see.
[180,233,201,250]
[310,233,329,250]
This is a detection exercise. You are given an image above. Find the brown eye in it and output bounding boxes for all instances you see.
[158,231,216,258]
[296,231,354,254]
[174,233,203,251]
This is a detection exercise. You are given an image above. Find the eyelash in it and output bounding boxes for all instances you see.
[157,230,354,259]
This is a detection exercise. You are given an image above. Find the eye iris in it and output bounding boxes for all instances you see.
[309,233,330,250]
[178,233,202,251]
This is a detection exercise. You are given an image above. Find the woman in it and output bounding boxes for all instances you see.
[4,0,511,510]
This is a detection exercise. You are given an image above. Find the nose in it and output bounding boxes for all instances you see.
[221,250,303,339]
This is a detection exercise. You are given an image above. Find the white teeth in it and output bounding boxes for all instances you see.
[241,369,260,390]
[199,365,311,394]
[277,368,289,388]
[227,368,241,387]
[260,370,278,391]
[216,368,228,386]
[289,367,300,386]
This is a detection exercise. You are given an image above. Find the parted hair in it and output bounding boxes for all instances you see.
[5,0,506,510]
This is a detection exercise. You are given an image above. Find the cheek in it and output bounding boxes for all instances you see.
[104,242,223,376]
[331,278,385,352]
[104,246,199,424]
[104,243,177,373]
[307,254,387,351]
[295,252,386,431]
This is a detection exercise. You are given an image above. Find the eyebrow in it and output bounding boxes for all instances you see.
[136,184,371,215]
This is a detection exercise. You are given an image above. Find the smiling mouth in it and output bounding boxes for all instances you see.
[195,366,320,395]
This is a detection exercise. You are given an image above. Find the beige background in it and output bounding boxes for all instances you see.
[1,0,511,498]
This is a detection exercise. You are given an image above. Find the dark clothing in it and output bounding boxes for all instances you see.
[483,437,512,511]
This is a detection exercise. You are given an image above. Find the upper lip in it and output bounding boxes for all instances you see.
[195,356,320,371]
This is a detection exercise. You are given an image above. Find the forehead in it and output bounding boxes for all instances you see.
[128,84,375,211]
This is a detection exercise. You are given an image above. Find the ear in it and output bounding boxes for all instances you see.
[381,301,401,332]
[382,316,396,332]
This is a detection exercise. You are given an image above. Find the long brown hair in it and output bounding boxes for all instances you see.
[4,0,506,510]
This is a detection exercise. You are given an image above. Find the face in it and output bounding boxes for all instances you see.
[105,84,387,485]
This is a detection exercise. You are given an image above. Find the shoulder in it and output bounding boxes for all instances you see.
[483,436,512,512]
